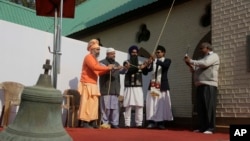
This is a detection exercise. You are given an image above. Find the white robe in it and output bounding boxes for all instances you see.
[146,58,173,121]
[146,90,173,121]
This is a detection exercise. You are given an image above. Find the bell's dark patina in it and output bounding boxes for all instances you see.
[0,59,72,141]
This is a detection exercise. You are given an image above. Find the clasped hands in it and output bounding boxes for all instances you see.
[144,54,155,64]
[140,54,155,69]
[122,54,156,70]
[107,64,122,70]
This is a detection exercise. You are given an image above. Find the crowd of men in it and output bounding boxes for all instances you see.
[76,39,219,134]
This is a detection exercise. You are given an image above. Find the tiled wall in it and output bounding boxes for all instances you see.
[212,0,250,117]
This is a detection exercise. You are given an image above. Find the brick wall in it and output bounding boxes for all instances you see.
[212,0,250,118]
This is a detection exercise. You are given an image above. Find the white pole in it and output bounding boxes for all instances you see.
[52,0,64,88]
[57,0,63,74]
[53,9,58,88]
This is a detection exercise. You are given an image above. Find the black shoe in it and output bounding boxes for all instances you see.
[90,120,99,128]
[158,125,165,130]
[137,126,143,129]
[147,123,155,129]
[83,122,93,129]
[193,128,205,133]
[124,126,130,128]
[111,125,119,129]
[193,129,202,133]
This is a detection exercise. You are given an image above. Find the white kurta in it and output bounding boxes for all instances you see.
[123,87,144,107]
[123,87,144,126]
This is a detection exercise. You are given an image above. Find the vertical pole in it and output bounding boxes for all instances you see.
[53,0,64,88]
[53,9,58,88]
[57,0,63,74]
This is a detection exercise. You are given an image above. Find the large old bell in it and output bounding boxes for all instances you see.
[0,59,72,141]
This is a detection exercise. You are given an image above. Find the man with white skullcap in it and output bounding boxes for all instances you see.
[99,47,125,129]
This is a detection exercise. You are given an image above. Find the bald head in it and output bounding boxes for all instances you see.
[200,42,212,51]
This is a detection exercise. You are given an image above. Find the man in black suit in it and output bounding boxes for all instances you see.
[144,45,173,129]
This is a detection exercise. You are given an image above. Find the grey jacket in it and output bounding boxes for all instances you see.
[99,58,121,96]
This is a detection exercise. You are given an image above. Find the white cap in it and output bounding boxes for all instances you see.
[106,47,115,53]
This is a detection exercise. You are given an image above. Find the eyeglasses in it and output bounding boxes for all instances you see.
[156,52,161,54]
[131,51,137,53]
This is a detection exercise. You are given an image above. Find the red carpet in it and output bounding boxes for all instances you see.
[66,128,229,141]
[0,127,229,141]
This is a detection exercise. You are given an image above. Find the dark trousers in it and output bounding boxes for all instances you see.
[196,85,217,132]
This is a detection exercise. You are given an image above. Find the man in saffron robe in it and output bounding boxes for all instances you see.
[78,39,113,128]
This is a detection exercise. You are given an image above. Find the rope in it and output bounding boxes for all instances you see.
[107,70,112,97]
[152,0,176,53]
[150,0,176,92]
